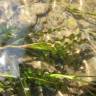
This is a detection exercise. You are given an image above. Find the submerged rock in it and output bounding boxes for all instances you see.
[83,56,96,82]
[31,3,50,15]
[0,0,50,28]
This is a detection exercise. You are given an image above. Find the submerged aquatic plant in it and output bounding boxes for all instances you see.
[0,0,96,96]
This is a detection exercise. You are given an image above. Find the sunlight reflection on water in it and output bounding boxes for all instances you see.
[0,48,24,78]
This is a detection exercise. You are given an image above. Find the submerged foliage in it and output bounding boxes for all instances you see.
[0,0,96,96]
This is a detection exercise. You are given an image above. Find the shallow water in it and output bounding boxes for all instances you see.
[0,0,96,96]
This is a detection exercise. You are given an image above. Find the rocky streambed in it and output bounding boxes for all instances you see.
[0,0,96,96]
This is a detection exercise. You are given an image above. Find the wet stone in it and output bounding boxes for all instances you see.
[0,0,50,30]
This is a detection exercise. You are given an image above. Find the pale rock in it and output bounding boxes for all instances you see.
[31,3,50,15]
[83,57,96,81]
[19,8,37,26]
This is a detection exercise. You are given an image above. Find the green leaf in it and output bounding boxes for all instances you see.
[49,74,76,80]
[26,42,56,52]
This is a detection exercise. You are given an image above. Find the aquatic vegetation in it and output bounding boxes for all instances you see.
[0,0,96,96]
